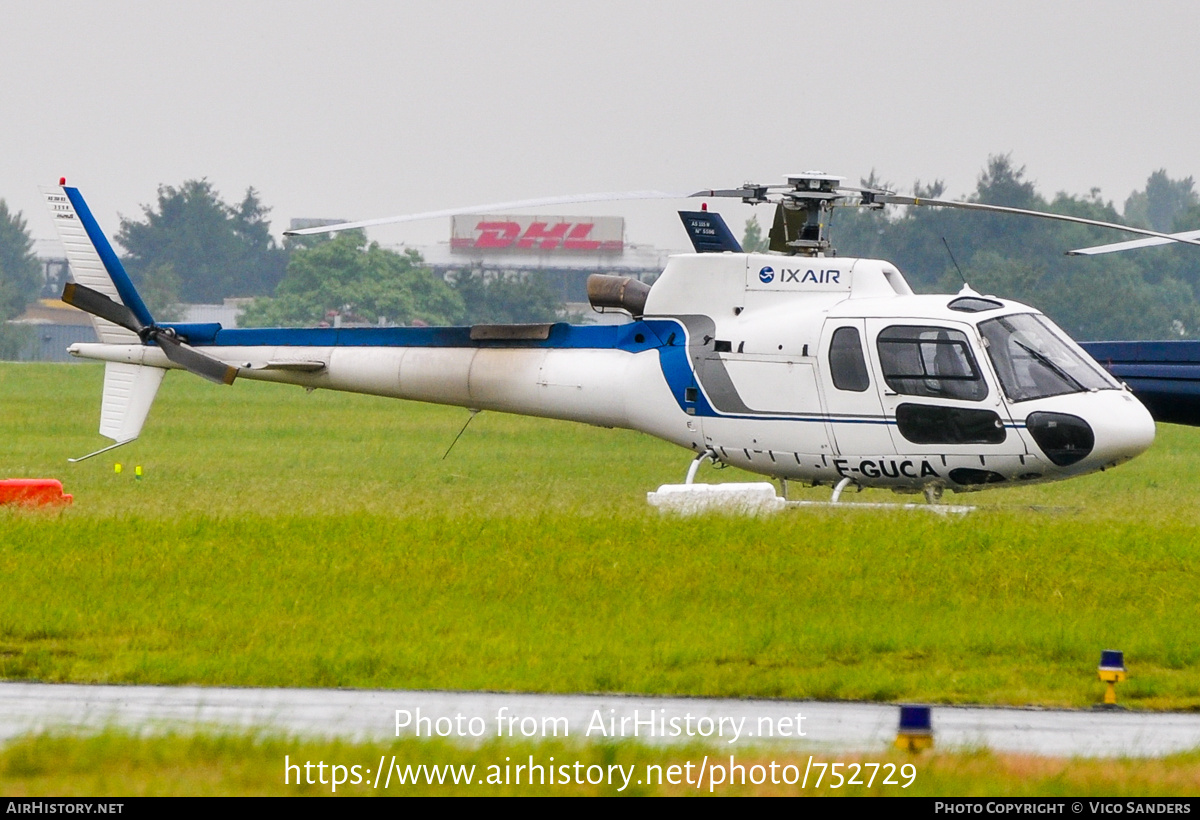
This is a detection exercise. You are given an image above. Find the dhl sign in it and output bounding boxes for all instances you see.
[451,214,624,253]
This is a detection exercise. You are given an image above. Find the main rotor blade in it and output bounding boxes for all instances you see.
[1068,228,1200,256]
[62,282,145,334]
[687,186,774,203]
[688,188,753,197]
[154,333,238,385]
[875,195,1200,251]
[284,190,689,236]
[837,184,894,195]
[691,187,772,199]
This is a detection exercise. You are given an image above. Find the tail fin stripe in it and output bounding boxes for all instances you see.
[62,186,154,327]
[44,186,137,344]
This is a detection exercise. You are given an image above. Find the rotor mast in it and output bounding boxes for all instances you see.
[768,173,845,256]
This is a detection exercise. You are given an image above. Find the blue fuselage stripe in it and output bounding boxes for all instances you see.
[164,321,664,353]
[161,317,1027,427]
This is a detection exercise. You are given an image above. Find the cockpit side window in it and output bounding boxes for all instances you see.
[829,326,870,392]
[877,325,988,401]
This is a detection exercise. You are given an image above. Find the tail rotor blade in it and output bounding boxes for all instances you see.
[62,282,145,334]
[154,332,239,385]
[64,282,237,385]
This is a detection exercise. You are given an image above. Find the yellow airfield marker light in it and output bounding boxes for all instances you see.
[114,463,122,475]
[895,704,933,751]
[1097,650,1128,708]
[135,465,143,481]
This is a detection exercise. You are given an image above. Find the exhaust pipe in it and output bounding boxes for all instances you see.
[587,274,651,317]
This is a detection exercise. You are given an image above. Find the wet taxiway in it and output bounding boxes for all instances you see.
[2,682,1198,757]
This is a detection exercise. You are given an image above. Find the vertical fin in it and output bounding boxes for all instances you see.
[678,210,743,253]
[68,361,167,463]
[41,185,147,344]
[98,361,166,443]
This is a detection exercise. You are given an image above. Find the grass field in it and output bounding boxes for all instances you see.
[2,362,1200,795]
[2,362,1198,707]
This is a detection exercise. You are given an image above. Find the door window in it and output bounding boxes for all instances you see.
[829,326,870,392]
[876,325,987,401]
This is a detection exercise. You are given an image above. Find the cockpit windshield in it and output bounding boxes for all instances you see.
[978,313,1120,402]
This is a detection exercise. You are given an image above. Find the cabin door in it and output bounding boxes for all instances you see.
[863,319,1030,484]
[817,319,896,457]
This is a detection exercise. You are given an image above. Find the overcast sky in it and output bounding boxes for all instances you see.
[2,1,1198,255]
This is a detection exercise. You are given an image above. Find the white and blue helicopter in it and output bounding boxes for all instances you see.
[47,173,1198,502]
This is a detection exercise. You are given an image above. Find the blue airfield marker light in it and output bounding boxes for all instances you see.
[895,704,933,751]
[1097,650,1128,708]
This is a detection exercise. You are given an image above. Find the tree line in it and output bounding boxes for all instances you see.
[0,201,43,356]
[2,158,1199,344]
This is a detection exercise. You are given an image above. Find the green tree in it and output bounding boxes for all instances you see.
[117,180,288,305]
[450,269,566,324]
[973,154,1039,209]
[0,200,41,320]
[238,233,464,328]
[1123,169,1198,232]
[134,263,184,322]
[0,200,41,359]
[1170,200,1200,234]
[741,215,769,253]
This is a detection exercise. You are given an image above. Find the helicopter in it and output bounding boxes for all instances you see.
[46,173,1198,502]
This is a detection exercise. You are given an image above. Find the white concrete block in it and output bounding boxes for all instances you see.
[646,482,785,516]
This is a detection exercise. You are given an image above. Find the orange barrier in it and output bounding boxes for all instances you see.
[0,479,73,506]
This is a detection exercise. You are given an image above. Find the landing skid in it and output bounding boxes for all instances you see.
[647,451,973,516]
[786,499,973,516]
[800,476,972,515]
